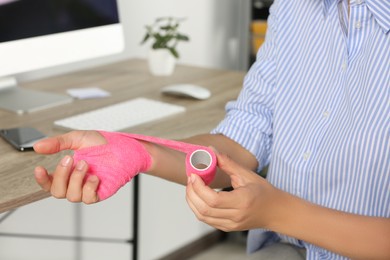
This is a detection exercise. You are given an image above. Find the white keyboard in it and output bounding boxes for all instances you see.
[54,98,186,131]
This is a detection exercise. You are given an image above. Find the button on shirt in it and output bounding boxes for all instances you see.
[212,0,389,259]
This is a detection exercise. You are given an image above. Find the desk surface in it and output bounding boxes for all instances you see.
[0,59,245,213]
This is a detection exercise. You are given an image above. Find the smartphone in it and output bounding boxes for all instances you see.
[0,127,46,151]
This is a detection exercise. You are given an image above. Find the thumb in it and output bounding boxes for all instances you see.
[34,131,104,154]
[216,152,250,188]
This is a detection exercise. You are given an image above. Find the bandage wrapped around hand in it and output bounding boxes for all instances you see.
[73,131,216,200]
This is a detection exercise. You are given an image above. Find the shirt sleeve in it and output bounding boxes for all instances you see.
[211,1,280,172]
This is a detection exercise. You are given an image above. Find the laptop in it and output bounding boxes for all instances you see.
[0,86,73,114]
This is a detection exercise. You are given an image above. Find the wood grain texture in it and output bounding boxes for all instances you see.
[0,59,245,213]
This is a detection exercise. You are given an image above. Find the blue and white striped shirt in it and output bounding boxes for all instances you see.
[212,0,389,259]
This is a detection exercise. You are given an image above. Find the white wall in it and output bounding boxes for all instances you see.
[124,0,250,70]
[19,0,250,82]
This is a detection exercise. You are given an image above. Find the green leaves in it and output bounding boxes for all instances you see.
[140,33,150,45]
[176,33,189,41]
[168,47,179,58]
[140,17,190,59]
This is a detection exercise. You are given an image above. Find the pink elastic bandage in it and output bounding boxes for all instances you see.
[73,131,217,200]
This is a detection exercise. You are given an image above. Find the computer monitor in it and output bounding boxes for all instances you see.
[0,0,125,114]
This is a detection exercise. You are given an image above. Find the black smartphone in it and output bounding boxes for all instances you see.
[0,127,46,151]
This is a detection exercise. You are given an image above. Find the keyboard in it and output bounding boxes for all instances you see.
[54,98,186,131]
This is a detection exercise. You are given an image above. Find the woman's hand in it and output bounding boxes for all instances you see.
[186,151,283,232]
[33,130,106,204]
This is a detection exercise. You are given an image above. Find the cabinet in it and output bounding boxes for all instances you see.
[139,175,214,260]
[0,183,134,260]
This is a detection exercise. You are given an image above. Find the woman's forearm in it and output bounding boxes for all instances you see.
[143,133,258,188]
[142,140,188,184]
[271,190,390,259]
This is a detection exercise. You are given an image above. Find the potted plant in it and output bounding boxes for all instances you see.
[141,17,190,76]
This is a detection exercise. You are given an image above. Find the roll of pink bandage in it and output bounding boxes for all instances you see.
[73,131,216,200]
[122,132,217,184]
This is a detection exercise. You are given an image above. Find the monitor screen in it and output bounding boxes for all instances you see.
[0,0,120,43]
[0,0,124,113]
[0,0,124,78]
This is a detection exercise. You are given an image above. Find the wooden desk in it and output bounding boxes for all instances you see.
[0,58,244,213]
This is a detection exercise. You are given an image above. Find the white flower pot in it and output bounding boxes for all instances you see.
[148,49,176,76]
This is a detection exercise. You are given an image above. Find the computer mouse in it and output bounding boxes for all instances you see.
[161,84,211,100]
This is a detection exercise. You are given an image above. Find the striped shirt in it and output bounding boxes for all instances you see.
[212,0,389,259]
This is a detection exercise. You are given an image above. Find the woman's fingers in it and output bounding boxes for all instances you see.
[66,160,88,202]
[50,155,73,198]
[34,166,53,192]
[188,173,242,209]
[67,159,100,204]
[186,174,241,220]
[185,193,237,231]
[82,175,100,204]
[34,153,99,204]
[186,152,274,232]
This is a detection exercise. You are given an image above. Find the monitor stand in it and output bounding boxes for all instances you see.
[0,77,73,114]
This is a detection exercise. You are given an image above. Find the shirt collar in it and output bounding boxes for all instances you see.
[323,0,335,16]
[322,0,390,34]
[365,0,390,34]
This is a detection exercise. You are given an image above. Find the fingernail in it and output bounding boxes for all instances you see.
[76,160,86,171]
[209,146,218,154]
[61,156,71,167]
[88,175,98,183]
[191,174,196,183]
